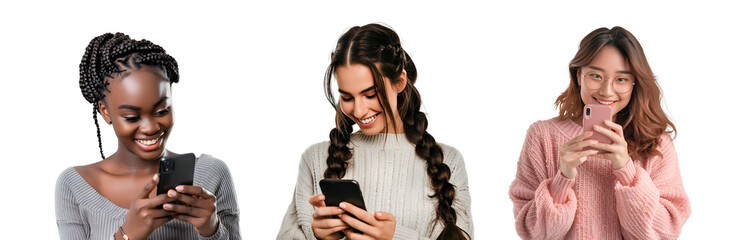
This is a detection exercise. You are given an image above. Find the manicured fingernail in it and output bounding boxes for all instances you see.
[376,212,382,217]
[318,195,324,200]
[339,202,346,209]
[175,186,183,191]
[168,190,177,197]
[163,203,172,209]
[337,208,344,213]
[153,174,159,180]
[337,213,343,218]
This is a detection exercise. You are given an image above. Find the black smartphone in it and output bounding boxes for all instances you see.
[319,179,367,233]
[157,153,196,205]
[319,179,367,210]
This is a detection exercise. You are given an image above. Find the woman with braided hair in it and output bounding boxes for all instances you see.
[55,33,240,240]
[277,23,472,240]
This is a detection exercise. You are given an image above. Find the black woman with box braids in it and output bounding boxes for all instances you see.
[56,32,240,240]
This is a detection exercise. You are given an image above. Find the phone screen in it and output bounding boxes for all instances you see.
[319,179,367,210]
[319,179,366,233]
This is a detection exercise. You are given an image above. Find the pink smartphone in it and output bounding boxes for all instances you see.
[582,104,612,153]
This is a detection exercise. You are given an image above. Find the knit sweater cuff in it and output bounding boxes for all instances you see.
[613,158,637,186]
[549,172,575,204]
[200,221,227,240]
[393,225,419,239]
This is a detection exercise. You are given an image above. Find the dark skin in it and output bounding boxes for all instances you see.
[75,65,218,240]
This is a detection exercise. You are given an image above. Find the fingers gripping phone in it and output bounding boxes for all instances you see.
[319,179,367,232]
[319,179,367,210]
[157,153,196,205]
[583,104,612,153]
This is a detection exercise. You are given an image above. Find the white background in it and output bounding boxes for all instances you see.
[0,1,726,239]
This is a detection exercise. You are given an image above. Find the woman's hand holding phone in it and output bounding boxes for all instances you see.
[591,120,630,169]
[312,179,391,239]
[309,194,348,240]
[338,202,396,240]
[559,132,600,179]
[117,174,174,240]
[163,185,219,237]
[560,119,631,179]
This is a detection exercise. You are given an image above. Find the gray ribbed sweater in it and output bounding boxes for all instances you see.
[277,133,473,239]
[55,154,240,240]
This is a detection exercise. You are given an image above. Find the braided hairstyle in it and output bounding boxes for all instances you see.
[78,32,179,159]
[323,24,469,240]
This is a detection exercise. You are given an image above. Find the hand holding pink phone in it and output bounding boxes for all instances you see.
[582,104,612,153]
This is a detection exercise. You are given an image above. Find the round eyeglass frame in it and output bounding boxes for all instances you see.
[580,71,636,94]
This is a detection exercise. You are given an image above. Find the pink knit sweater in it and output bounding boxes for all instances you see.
[509,118,690,239]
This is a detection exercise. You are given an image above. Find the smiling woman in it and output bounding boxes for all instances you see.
[277,23,473,240]
[98,67,173,161]
[508,27,690,239]
[55,33,240,240]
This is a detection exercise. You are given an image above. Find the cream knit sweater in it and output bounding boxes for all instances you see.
[277,132,473,239]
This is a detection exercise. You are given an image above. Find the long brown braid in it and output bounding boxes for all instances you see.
[323,24,469,239]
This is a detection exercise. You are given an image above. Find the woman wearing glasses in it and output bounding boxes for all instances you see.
[508,27,690,239]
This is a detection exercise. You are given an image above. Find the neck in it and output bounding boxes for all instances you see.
[386,113,406,134]
[386,123,405,134]
[104,144,162,175]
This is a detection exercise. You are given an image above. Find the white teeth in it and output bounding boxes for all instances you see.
[136,137,159,146]
[359,114,376,124]
[597,99,616,105]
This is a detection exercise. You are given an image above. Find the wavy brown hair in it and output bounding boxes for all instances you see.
[323,23,469,239]
[555,26,675,160]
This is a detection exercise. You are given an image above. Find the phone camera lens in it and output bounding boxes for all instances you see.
[160,160,174,174]
[586,107,591,116]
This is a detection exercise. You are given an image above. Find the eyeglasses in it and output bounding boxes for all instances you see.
[581,70,635,94]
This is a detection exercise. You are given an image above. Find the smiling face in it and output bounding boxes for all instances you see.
[578,46,634,118]
[99,66,173,161]
[335,63,406,135]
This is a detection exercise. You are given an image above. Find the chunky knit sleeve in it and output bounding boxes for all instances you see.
[277,143,323,240]
[509,122,577,240]
[195,155,241,240]
[56,168,90,240]
[612,135,691,239]
[445,146,474,238]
